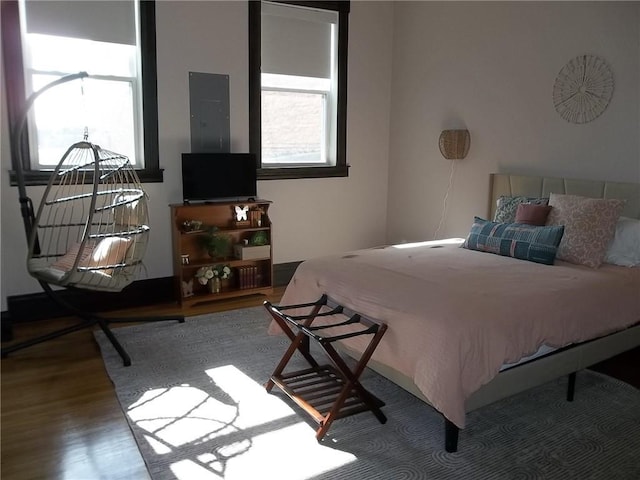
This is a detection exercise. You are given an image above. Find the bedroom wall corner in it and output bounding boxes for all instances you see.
[1,44,47,311]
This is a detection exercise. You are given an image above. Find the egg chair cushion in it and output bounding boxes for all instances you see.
[84,237,132,274]
[51,242,95,272]
[51,237,132,276]
[113,192,146,226]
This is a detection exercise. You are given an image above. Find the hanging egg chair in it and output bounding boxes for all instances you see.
[2,72,183,366]
[28,140,149,292]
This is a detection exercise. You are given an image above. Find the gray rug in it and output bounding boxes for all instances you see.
[96,307,640,480]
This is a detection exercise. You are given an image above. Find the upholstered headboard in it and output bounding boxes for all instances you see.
[489,174,640,220]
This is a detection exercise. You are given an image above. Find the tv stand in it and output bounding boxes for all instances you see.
[184,197,262,205]
[170,200,273,307]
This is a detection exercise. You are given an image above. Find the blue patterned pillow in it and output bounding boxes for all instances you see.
[463,217,565,265]
[494,196,549,223]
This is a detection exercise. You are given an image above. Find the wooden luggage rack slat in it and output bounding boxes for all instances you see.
[264,294,388,440]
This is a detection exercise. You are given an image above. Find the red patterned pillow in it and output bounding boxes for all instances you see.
[546,193,625,268]
[515,204,552,226]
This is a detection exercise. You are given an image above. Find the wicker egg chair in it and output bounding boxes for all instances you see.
[28,141,149,292]
[1,73,183,366]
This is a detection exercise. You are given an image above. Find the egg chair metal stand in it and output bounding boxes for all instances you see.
[1,72,184,367]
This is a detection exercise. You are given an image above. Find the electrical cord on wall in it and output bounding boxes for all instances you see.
[433,159,457,240]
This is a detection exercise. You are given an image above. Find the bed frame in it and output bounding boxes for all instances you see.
[341,173,640,452]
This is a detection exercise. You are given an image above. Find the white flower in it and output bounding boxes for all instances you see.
[195,264,232,285]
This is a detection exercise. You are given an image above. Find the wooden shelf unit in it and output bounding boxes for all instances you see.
[170,200,273,307]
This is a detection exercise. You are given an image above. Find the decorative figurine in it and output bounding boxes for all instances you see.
[181,278,194,297]
[235,205,249,222]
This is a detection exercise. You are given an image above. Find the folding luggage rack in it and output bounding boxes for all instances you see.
[264,295,388,440]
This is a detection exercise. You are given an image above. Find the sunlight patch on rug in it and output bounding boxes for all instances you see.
[96,308,640,480]
[126,364,355,480]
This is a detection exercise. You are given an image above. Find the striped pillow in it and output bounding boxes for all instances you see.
[463,217,565,265]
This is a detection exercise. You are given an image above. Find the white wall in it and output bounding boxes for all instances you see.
[0,0,394,309]
[386,1,640,244]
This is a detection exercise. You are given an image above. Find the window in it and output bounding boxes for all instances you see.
[249,1,350,180]
[27,35,140,168]
[261,74,330,165]
[1,0,162,185]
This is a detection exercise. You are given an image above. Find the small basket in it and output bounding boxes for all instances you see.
[439,130,470,160]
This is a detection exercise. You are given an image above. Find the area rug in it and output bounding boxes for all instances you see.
[96,307,640,480]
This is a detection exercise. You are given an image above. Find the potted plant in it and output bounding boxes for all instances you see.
[198,226,232,259]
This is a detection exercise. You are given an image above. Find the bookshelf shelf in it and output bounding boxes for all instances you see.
[170,200,273,307]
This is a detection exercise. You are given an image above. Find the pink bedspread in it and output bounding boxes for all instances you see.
[272,243,640,428]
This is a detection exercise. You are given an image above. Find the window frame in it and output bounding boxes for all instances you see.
[249,0,350,180]
[1,0,162,186]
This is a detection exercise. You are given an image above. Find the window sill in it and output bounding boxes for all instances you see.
[9,168,165,186]
[257,165,349,180]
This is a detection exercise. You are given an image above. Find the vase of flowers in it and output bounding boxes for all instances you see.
[210,277,221,294]
[195,264,232,294]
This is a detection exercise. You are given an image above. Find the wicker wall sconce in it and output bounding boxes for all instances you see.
[438,129,470,160]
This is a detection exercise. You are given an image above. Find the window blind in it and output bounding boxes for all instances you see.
[23,0,136,45]
[261,1,336,79]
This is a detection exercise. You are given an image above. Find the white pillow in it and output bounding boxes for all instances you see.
[604,217,640,267]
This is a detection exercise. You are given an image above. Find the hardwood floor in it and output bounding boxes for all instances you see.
[1,290,285,480]
[1,290,638,480]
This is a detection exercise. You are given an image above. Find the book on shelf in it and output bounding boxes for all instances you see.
[237,265,258,289]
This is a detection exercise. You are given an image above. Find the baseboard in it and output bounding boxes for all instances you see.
[1,311,13,342]
[6,276,175,324]
[273,261,302,287]
[3,262,302,327]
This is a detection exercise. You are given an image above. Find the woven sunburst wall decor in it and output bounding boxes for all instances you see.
[552,54,614,124]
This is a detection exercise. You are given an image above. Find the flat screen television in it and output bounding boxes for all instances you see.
[181,153,257,203]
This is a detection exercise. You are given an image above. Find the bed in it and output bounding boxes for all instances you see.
[272,173,640,451]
